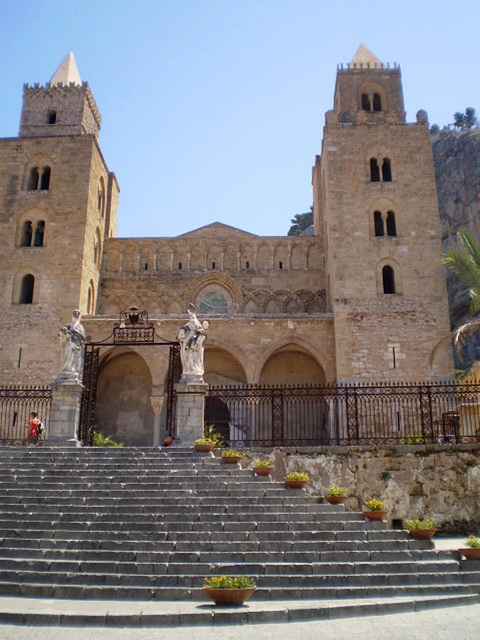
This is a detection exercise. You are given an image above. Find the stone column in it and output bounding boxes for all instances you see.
[150,392,165,447]
[48,376,84,446]
[174,382,208,445]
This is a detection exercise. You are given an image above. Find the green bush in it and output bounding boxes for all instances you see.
[203,575,256,589]
[364,498,385,512]
[405,518,435,530]
[465,535,480,549]
[93,432,124,447]
[286,471,309,482]
[253,458,273,468]
[402,435,425,445]
[328,486,347,497]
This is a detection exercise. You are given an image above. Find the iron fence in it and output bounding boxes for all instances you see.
[206,381,480,447]
[0,385,52,445]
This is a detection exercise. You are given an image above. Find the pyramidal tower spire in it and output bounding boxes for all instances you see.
[50,52,82,86]
[351,44,382,66]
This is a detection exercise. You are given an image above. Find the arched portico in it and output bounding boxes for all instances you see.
[259,343,326,385]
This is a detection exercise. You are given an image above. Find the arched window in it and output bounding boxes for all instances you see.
[374,211,384,237]
[382,158,392,182]
[21,221,33,246]
[47,110,57,124]
[87,281,95,314]
[33,221,45,246]
[98,178,105,217]
[382,265,395,294]
[93,228,102,267]
[361,93,371,111]
[373,93,382,111]
[386,211,397,236]
[370,158,380,182]
[27,168,39,191]
[40,167,50,190]
[199,290,228,315]
[19,274,35,304]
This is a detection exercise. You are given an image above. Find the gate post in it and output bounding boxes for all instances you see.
[174,383,208,445]
[48,378,84,446]
[151,390,165,447]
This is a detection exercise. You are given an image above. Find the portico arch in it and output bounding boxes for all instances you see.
[259,344,326,385]
[204,346,248,385]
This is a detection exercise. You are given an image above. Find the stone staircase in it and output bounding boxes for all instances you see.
[0,446,479,625]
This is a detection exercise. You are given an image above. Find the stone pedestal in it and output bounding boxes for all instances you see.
[48,377,84,446]
[174,383,208,445]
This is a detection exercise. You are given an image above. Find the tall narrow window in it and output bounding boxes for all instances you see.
[374,211,384,237]
[40,166,51,190]
[361,93,371,111]
[382,265,395,294]
[87,282,95,314]
[386,211,397,236]
[382,158,392,182]
[19,274,35,304]
[27,168,39,191]
[373,93,382,111]
[47,110,57,124]
[21,221,33,246]
[370,158,380,182]
[97,178,105,217]
[33,221,45,247]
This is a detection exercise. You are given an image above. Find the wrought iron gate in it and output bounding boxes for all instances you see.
[78,309,180,446]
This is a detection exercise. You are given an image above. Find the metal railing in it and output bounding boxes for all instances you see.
[0,385,52,445]
[206,381,480,447]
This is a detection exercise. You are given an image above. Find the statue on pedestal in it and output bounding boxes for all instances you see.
[58,310,86,382]
[177,303,209,384]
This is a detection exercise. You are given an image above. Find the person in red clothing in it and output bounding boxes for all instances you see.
[26,411,41,445]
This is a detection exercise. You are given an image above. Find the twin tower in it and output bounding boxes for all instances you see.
[0,46,453,398]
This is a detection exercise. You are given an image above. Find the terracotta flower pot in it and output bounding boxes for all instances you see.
[253,467,273,476]
[408,529,436,540]
[459,548,480,560]
[285,479,308,489]
[194,443,214,452]
[222,456,241,464]
[202,586,256,605]
[363,510,387,521]
[325,495,347,504]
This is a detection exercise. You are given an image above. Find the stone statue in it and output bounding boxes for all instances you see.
[59,310,86,379]
[177,303,209,384]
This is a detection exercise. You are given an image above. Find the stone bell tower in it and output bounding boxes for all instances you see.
[313,44,453,381]
[0,52,119,384]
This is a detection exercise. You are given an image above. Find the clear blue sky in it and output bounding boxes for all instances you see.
[1,0,478,238]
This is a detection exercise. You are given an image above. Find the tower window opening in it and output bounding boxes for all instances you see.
[212,262,216,270]
[373,93,382,112]
[144,263,148,271]
[361,93,371,111]
[27,167,39,191]
[370,158,380,182]
[245,261,250,269]
[382,158,392,182]
[178,262,182,270]
[21,220,33,246]
[47,110,57,124]
[374,211,384,237]
[279,261,283,270]
[19,274,35,304]
[382,265,396,294]
[40,166,51,190]
[386,211,397,236]
[33,221,45,247]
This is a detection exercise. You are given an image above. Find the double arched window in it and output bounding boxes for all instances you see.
[373,211,396,237]
[27,166,51,191]
[361,93,382,112]
[370,158,392,182]
[19,219,45,247]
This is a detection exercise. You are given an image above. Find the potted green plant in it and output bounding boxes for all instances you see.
[363,498,387,521]
[459,535,480,560]
[202,574,256,605]
[252,458,274,476]
[221,449,243,463]
[194,438,216,452]
[325,486,348,504]
[285,471,309,489]
[404,518,437,540]
[195,425,224,451]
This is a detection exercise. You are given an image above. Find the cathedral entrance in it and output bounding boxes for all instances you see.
[79,309,180,446]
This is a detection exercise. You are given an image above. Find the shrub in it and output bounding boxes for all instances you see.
[253,458,273,468]
[93,432,124,447]
[286,471,309,482]
[402,435,425,445]
[465,535,480,549]
[364,498,385,512]
[221,449,242,458]
[203,575,256,589]
[328,486,347,497]
[405,518,435,530]
[203,424,225,447]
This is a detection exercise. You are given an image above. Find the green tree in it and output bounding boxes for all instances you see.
[288,207,313,236]
[453,107,477,130]
[443,230,480,313]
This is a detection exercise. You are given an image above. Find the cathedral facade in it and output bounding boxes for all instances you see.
[0,47,454,444]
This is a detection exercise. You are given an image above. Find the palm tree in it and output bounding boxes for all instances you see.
[443,229,480,345]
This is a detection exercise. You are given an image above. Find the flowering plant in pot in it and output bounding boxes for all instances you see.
[195,425,225,451]
[221,449,243,463]
[194,438,216,452]
[459,535,480,560]
[404,518,437,539]
[325,486,348,504]
[202,575,256,605]
[252,458,274,475]
[285,471,309,488]
[363,498,387,521]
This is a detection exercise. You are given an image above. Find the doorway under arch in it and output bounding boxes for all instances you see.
[259,344,325,385]
[95,348,154,446]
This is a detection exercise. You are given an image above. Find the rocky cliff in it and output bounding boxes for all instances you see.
[432,128,480,367]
